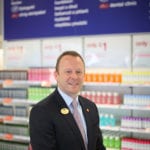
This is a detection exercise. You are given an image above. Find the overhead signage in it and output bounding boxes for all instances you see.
[42,37,83,67]
[4,40,41,68]
[84,35,131,68]
[133,34,150,68]
[4,0,150,40]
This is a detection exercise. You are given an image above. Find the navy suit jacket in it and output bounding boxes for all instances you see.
[29,89,106,150]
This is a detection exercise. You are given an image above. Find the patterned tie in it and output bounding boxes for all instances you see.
[72,100,87,149]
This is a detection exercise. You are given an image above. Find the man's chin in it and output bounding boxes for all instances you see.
[69,90,79,95]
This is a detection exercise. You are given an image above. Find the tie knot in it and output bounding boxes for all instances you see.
[72,99,78,109]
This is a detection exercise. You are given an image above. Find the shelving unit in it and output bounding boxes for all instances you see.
[0,133,29,143]
[0,70,150,150]
[0,69,55,150]
[83,82,150,150]
[0,76,29,149]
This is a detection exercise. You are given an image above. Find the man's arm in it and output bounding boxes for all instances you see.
[29,105,57,150]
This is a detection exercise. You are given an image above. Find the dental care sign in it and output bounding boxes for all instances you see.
[4,0,150,40]
[84,35,131,68]
[42,37,83,67]
[133,34,150,68]
[4,40,41,68]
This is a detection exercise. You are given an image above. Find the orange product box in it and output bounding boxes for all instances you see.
[97,73,104,82]
[109,73,115,82]
[92,73,99,82]
[115,73,122,83]
[85,73,93,82]
[103,73,110,82]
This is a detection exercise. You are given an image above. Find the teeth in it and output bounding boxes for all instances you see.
[69,83,78,86]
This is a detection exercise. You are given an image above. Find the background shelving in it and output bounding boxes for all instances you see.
[0,69,150,150]
[82,80,150,150]
[0,69,56,150]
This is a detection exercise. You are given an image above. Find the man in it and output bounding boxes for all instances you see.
[29,50,106,150]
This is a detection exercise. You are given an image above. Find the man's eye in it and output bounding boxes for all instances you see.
[66,70,72,74]
[76,71,82,74]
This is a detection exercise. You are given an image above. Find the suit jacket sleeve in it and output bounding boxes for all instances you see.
[29,104,57,150]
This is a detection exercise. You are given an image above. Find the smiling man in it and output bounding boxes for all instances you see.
[55,52,85,99]
[29,50,106,150]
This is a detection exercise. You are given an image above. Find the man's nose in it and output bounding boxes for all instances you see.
[71,72,78,78]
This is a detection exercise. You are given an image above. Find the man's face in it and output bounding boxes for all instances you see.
[55,55,85,98]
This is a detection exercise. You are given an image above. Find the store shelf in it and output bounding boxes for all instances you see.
[97,104,150,111]
[101,126,150,134]
[84,82,120,86]
[97,104,121,109]
[101,126,120,131]
[120,127,150,134]
[0,80,56,88]
[106,148,120,150]
[0,133,30,143]
[0,98,36,106]
[120,105,150,111]
[0,115,28,125]
[84,82,150,88]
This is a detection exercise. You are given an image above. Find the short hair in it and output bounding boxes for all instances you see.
[55,50,85,72]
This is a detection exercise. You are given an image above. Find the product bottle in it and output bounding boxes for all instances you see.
[114,136,121,149]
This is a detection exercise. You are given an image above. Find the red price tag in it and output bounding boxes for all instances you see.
[146,105,150,108]
[4,116,13,121]
[0,118,3,122]
[41,81,51,87]
[3,98,12,104]
[4,134,13,140]
[3,79,13,86]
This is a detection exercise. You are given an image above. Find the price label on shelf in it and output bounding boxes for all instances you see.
[4,133,13,140]
[146,105,150,109]
[0,117,3,122]
[2,98,13,104]
[3,79,13,86]
[41,81,51,87]
[4,116,14,121]
[145,128,150,132]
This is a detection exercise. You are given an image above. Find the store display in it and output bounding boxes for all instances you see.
[121,137,150,150]
[0,70,54,150]
[0,69,150,150]
[82,71,150,150]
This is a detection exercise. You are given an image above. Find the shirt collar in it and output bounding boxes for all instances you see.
[57,87,79,107]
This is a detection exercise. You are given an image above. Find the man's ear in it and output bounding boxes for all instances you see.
[54,70,58,80]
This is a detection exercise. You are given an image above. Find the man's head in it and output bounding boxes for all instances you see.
[55,51,85,98]
[55,51,85,72]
